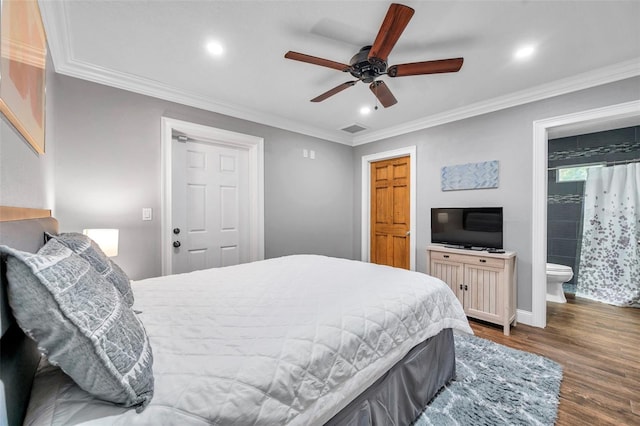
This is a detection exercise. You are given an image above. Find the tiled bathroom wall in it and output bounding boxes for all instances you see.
[547,125,639,288]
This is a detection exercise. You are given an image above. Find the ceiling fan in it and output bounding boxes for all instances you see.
[284,3,464,108]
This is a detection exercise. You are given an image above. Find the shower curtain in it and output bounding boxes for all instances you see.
[577,163,639,307]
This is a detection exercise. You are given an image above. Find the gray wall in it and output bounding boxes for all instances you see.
[353,76,640,312]
[263,129,354,259]
[51,74,354,280]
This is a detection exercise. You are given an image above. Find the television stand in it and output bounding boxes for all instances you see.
[427,245,517,336]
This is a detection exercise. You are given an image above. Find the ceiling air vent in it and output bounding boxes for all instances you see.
[341,123,368,134]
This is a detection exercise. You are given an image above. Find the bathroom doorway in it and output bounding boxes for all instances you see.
[531,100,640,328]
[547,126,639,302]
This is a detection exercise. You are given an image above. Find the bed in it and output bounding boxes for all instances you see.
[0,209,472,426]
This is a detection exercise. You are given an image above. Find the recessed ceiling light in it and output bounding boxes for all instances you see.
[514,44,536,60]
[360,106,371,115]
[206,41,224,56]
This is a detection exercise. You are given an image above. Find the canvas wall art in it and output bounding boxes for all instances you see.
[441,160,499,191]
[0,0,47,154]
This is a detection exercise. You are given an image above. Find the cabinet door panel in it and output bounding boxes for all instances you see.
[464,264,503,323]
[430,260,464,302]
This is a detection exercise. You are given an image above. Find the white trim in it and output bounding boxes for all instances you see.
[531,120,549,328]
[161,117,265,276]
[38,1,640,147]
[516,309,534,327]
[531,100,640,328]
[39,0,351,146]
[361,146,417,270]
[63,59,353,146]
[352,58,640,146]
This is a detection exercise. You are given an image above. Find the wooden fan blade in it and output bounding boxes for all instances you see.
[285,51,350,72]
[311,81,358,102]
[368,3,415,62]
[388,58,464,77]
[369,80,397,108]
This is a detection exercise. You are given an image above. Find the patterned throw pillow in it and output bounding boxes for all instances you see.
[48,232,134,306]
[0,239,154,411]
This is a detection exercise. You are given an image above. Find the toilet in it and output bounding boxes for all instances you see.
[546,263,574,303]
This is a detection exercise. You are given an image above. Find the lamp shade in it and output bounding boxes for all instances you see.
[83,229,119,257]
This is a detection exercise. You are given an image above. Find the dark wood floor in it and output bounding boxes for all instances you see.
[469,295,640,426]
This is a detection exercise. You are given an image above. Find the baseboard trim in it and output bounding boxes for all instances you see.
[516,309,536,327]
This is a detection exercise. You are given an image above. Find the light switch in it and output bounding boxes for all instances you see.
[310,150,316,159]
[303,149,308,158]
[142,208,152,221]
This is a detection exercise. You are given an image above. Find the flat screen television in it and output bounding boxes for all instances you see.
[431,207,503,249]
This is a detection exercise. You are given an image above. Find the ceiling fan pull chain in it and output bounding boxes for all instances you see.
[374,84,379,110]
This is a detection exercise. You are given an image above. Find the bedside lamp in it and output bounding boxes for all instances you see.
[82,229,119,257]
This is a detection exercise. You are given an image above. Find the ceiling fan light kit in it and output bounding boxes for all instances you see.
[284,3,464,108]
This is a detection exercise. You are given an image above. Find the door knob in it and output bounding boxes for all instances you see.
[173,228,181,235]
[173,241,181,248]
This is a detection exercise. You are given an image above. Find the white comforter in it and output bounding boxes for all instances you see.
[25,255,472,426]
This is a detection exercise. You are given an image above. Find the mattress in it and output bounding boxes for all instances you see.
[23,255,472,425]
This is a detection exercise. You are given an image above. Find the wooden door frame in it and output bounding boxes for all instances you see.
[361,146,416,270]
[160,117,264,275]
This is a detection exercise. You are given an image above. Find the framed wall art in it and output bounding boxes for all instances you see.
[0,0,47,154]
[441,160,499,191]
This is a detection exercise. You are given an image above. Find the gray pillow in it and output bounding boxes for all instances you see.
[48,232,134,306]
[0,239,154,411]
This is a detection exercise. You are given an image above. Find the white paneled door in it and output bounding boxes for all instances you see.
[171,137,250,274]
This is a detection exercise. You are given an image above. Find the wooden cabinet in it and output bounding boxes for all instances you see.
[427,245,517,335]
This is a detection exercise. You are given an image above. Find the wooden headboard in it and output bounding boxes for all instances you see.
[0,207,58,426]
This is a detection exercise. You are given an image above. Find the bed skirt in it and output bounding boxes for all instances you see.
[325,328,455,426]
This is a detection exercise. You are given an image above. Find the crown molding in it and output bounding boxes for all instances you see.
[40,1,639,148]
[38,1,353,146]
[58,58,354,145]
[352,58,640,146]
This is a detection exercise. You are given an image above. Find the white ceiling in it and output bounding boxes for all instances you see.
[39,0,640,146]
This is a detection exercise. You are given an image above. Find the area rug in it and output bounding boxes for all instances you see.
[415,333,563,426]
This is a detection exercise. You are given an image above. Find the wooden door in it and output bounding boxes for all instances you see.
[172,138,250,273]
[370,156,410,269]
